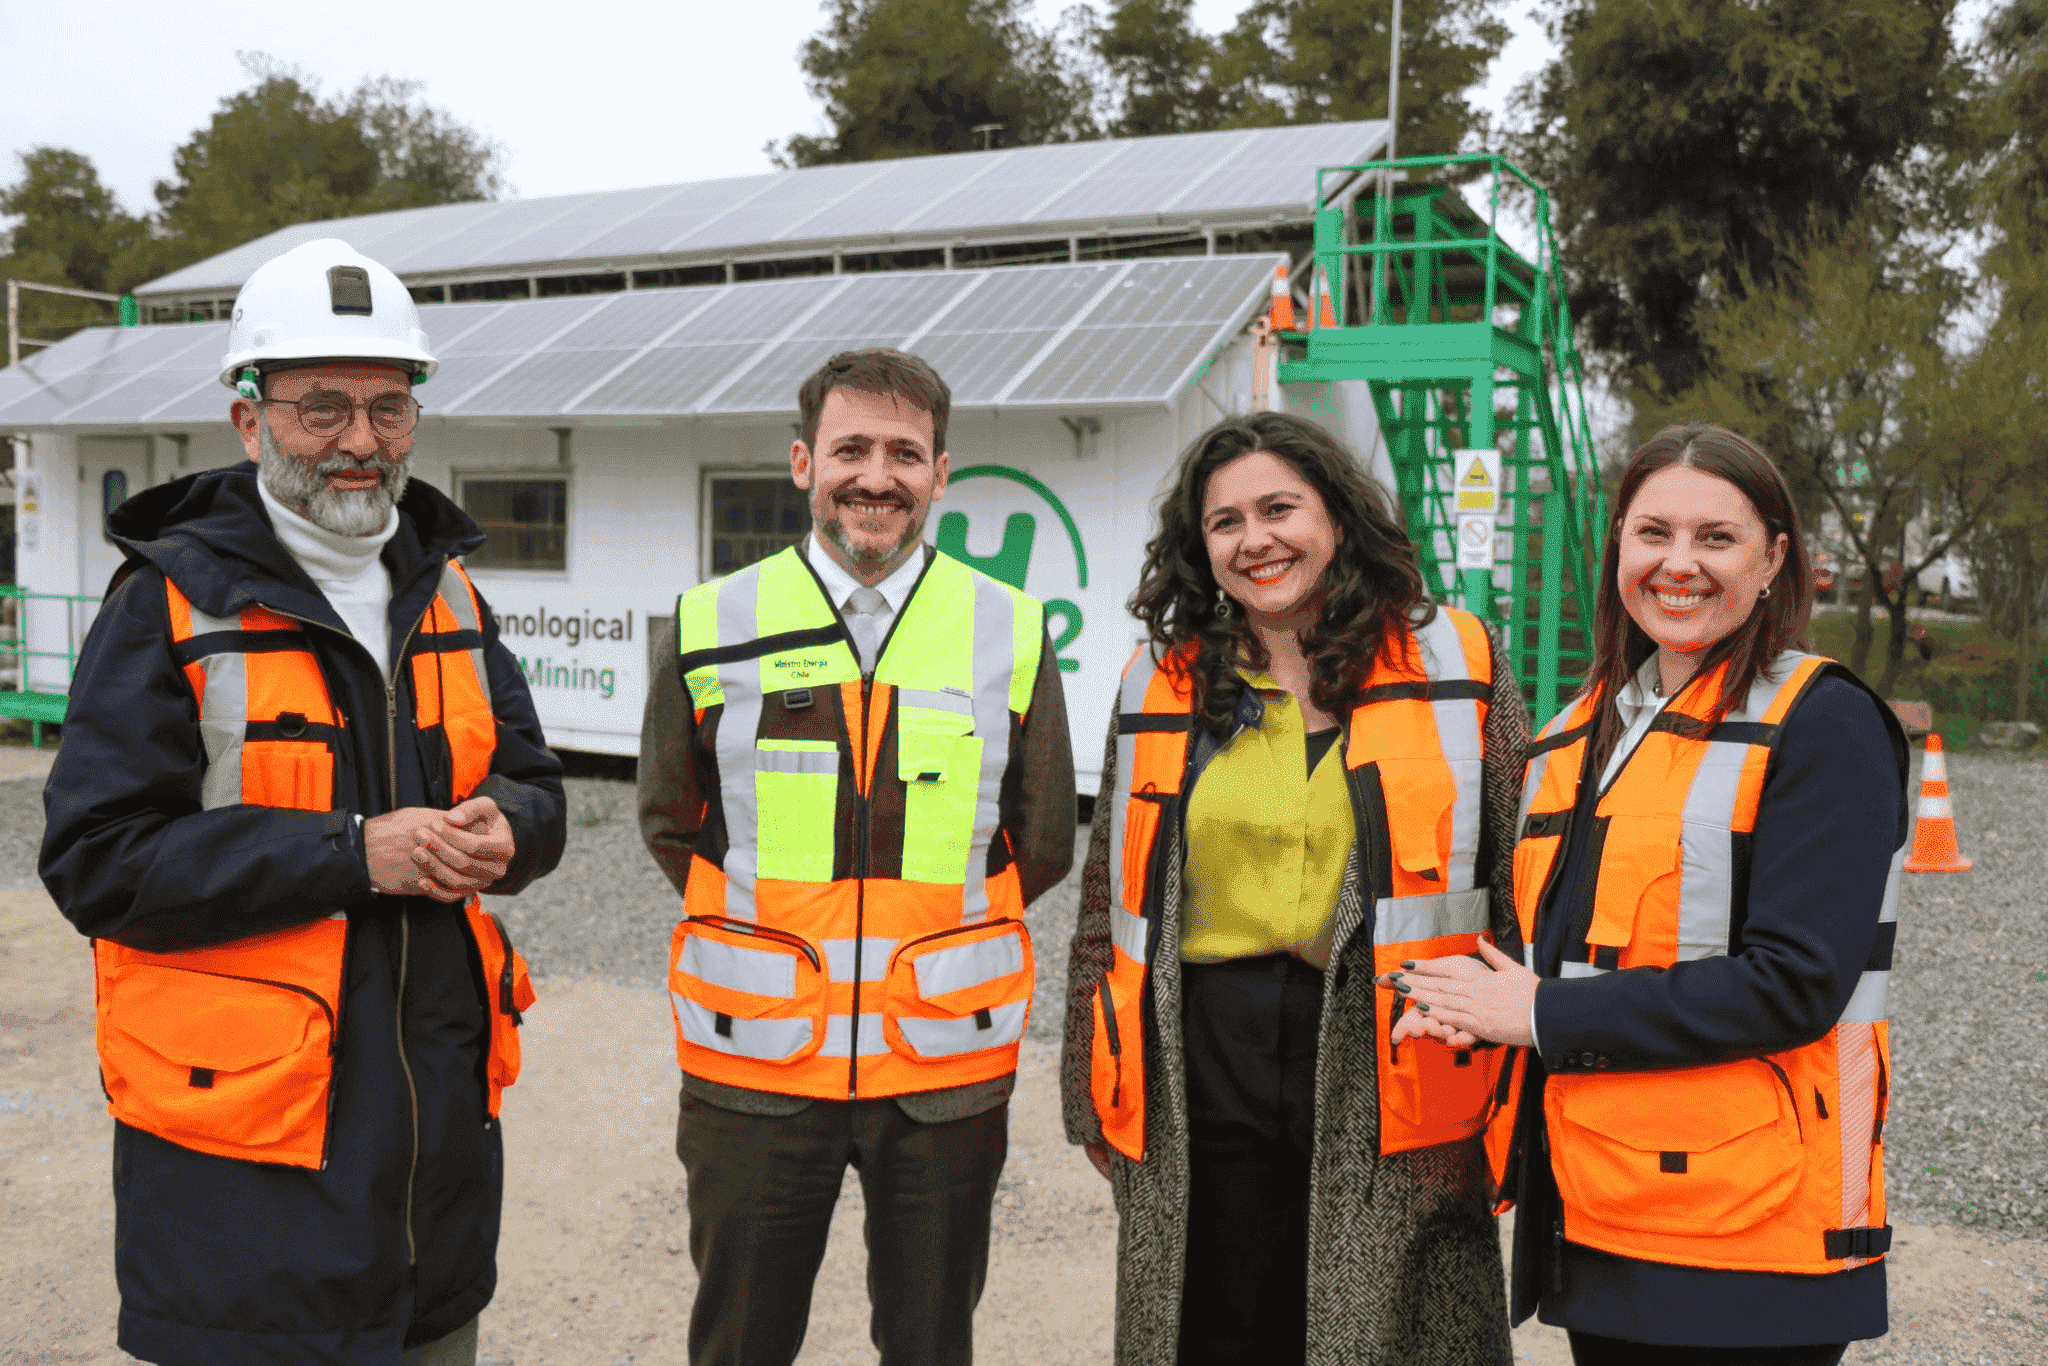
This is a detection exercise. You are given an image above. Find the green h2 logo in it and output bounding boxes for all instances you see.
[936,465,1086,674]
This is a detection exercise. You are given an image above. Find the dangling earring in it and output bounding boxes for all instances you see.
[1215,588,1234,620]
[1759,584,1772,600]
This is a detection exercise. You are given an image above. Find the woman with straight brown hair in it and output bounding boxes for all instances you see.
[1389,423,1909,1365]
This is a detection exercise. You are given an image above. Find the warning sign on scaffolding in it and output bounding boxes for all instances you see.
[1456,514,1496,570]
[1454,448,1501,512]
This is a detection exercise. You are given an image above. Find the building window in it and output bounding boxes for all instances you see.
[705,475,810,578]
[461,476,568,571]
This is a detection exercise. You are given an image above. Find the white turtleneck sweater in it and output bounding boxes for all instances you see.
[258,478,400,678]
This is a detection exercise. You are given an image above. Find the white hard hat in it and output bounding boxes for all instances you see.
[219,238,438,393]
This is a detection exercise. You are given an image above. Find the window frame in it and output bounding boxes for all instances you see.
[453,466,573,579]
[698,465,812,583]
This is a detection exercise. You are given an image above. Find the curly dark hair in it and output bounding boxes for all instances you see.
[1129,411,1432,734]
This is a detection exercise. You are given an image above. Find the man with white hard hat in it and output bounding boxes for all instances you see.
[41,238,567,1365]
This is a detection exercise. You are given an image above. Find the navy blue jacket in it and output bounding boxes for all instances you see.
[1509,671,1908,1347]
[41,462,566,1364]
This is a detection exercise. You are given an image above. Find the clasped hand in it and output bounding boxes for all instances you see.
[364,795,514,902]
[1374,940,1540,1050]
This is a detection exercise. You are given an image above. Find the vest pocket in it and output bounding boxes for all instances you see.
[1090,967,1147,1160]
[1547,1060,1804,1236]
[898,725,982,885]
[1373,902,1500,1152]
[240,740,335,811]
[466,902,536,1113]
[669,916,828,1064]
[99,961,337,1163]
[1119,797,1160,912]
[754,741,840,883]
[881,918,1033,1059]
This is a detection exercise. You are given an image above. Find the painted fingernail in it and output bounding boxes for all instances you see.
[1401,960,1417,970]
[1416,1002,1431,1012]
[1396,982,1412,995]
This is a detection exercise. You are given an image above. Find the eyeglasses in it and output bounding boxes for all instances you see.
[256,391,422,439]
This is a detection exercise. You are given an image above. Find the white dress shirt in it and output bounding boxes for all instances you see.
[801,533,928,673]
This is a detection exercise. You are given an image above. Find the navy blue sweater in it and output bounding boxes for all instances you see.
[1509,672,1908,1346]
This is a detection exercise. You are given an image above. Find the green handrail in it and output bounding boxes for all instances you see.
[0,585,102,747]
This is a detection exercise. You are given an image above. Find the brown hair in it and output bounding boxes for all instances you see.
[1130,411,1432,734]
[1586,423,1814,771]
[796,349,951,455]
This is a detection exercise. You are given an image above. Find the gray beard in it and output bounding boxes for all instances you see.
[259,425,410,537]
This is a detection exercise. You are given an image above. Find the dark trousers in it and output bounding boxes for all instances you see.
[675,1089,1007,1366]
[1177,954,1325,1366]
[1568,1333,1848,1366]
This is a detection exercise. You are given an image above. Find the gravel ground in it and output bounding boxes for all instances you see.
[6,749,2040,1239]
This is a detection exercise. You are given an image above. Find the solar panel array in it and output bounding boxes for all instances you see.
[0,255,1281,428]
[136,121,1385,297]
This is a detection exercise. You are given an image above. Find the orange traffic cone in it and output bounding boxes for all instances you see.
[1270,263,1296,331]
[1903,735,1972,873]
[1312,266,1337,328]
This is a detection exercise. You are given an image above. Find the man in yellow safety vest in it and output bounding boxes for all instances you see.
[638,348,1076,1366]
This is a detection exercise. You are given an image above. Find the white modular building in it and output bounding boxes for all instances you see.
[0,121,1392,787]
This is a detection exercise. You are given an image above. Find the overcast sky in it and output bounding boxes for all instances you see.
[0,0,1555,218]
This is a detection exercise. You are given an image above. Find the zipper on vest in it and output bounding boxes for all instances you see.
[849,670,874,1099]
[1097,979,1123,1106]
[1763,1057,1803,1142]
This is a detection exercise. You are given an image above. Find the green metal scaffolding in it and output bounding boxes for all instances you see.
[1277,153,1606,723]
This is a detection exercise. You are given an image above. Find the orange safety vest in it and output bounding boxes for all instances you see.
[1500,651,1901,1273]
[91,564,534,1171]
[1093,606,1507,1163]
[667,547,1044,1100]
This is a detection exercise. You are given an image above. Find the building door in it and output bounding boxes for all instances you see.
[77,436,148,615]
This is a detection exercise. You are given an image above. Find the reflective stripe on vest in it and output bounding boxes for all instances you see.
[92,567,524,1171]
[1097,608,1503,1162]
[1509,651,1902,1272]
[668,546,1043,1098]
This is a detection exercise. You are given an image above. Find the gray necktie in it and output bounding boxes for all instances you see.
[846,586,886,671]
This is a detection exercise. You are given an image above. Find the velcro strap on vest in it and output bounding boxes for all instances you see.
[1647,712,1783,747]
[1823,1225,1892,1260]
[1118,712,1191,734]
[1526,721,1593,757]
[1523,810,1570,838]
[678,624,846,677]
[1355,678,1491,706]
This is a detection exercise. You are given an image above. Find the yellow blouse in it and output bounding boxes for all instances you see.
[1179,670,1356,969]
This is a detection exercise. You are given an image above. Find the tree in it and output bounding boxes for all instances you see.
[123,54,505,283]
[1217,0,1507,152]
[0,148,145,293]
[1655,226,1990,695]
[1516,0,1970,399]
[1095,0,1228,137]
[770,0,1098,166]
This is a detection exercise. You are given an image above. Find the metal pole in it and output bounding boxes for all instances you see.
[7,280,18,369]
[1387,0,1402,165]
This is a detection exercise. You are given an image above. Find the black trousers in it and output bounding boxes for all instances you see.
[675,1090,1008,1366]
[1568,1333,1848,1365]
[1177,954,1325,1366]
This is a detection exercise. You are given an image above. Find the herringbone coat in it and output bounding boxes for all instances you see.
[1061,629,1528,1366]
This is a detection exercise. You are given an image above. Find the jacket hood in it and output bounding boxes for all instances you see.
[107,461,486,623]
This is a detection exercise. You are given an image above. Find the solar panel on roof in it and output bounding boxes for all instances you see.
[4,253,1281,426]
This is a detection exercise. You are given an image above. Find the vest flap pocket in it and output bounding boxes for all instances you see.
[1549,1062,1803,1236]
[1119,797,1161,913]
[240,740,335,812]
[1373,926,1501,1153]
[669,917,827,1064]
[754,741,840,884]
[1589,814,1682,950]
[1375,756,1455,889]
[882,919,1034,1059]
[99,963,335,1159]
[898,729,984,885]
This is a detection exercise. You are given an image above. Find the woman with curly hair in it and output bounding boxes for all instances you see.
[1062,410,1526,1366]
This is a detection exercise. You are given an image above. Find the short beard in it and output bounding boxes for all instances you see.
[817,491,926,568]
[259,424,410,537]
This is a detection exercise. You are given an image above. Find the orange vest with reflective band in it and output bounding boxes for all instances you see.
[667,547,1043,1100]
[1094,607,1508,1163]
[91,564,534,1171]
[1496,652,1901,1273]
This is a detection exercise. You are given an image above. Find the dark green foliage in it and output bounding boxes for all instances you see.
[1516,0,1969,397]
[0,149,146,293]
[1096,0,1228,136]
[769,0,1097,166]
[1215,0,1507,153]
